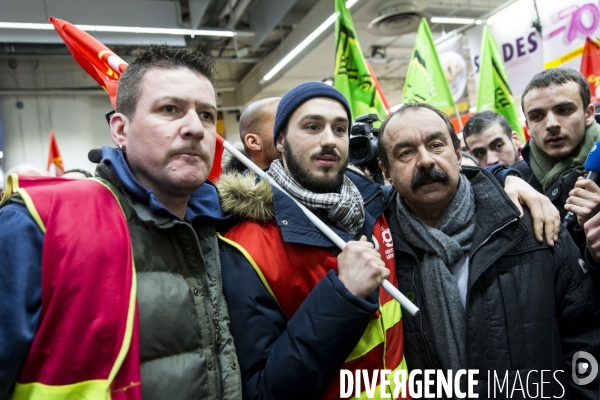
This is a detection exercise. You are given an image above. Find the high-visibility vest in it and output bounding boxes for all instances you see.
[222,216,408,399]
[4,175,142,400]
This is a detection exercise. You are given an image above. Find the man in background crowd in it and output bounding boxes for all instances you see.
[463,110,522,167]
[238,97,281,169]
[515,67,600,261]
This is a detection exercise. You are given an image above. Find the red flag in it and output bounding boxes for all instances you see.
[49,17,225,181]
[581,37,600,104]
[47,130,65,176]
[49,17,127,108]
[209,135,225,183]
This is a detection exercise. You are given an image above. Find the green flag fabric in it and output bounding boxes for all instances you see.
[476,25,525,142]
[334,0,388,121]
[402,18,457,118]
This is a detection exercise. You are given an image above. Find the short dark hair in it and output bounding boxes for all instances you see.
[463,111,512,149]
[521,67,590,113]
[378,103,460,169]
[117,44,216,119]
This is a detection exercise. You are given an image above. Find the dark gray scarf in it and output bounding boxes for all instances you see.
[267,159,365,235]
[393,175,475,373]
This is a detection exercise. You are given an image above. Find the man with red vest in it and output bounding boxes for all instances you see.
[218,82,405,399]
[0,46,241,400]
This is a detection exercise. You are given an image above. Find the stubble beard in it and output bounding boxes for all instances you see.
[283,139,347,194]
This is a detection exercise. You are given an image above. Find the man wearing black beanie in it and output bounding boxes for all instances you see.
[218,81,407,399]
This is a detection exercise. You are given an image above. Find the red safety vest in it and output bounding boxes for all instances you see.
[221,216,408,399]
[5,175,141,400]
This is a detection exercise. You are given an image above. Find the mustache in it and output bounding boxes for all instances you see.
[411,168,450,192]
[311,148,341,160]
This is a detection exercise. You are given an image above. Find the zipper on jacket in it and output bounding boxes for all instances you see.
[466,217,518,287]
[213,315,221,345]
[186,224,223,398]
[464,217,518,371]
[363,188,382,207]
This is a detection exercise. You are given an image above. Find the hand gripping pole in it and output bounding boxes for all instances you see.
[217,136,419,316]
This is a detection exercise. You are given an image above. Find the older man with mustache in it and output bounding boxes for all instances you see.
[378,102,600,399]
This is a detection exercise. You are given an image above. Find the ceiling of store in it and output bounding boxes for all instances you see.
[0,0,513,111]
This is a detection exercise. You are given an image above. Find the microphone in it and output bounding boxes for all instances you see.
[565,140,600,227]
[88,148,103,163]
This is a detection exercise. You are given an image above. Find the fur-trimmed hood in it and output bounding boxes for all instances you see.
[218,172,275,222]
[217,165,375,223]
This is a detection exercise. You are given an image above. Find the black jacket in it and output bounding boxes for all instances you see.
[513,142,587,251]
[387,167,600,399]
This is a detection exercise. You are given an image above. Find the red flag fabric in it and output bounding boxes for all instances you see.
[49,17,127,108]
[581,37,600,104]
[209,135,225,183]
[47,130,64,176]
[49,16,225,182]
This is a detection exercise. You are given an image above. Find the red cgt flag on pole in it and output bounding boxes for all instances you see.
[47,130,65,176]
[49,16,225,181]
[581,37,600,104]
[49,16,127,108]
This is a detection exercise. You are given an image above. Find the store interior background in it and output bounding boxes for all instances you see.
[0,0,576,173]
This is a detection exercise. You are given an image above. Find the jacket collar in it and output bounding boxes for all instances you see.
[520,140,532,166]
[388,167,522,256]
[272,168,388,248]
[97,146,229,224]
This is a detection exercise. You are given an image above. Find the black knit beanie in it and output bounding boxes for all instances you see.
[273,81,353,145]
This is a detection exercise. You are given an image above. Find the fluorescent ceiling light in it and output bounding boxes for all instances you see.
[0,22,236,37]
[262,0,359,82]
[430,17,482,25]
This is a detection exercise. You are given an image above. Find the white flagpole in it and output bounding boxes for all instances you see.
[218,137,419,316]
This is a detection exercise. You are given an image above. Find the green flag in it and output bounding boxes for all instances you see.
[403,18,457,118]
[477,25,525,142]
[334,0,389,121]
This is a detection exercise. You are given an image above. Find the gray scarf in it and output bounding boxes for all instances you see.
[267,159,365,235]
[393,175,475,373]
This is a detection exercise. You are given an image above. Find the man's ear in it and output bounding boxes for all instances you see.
[585,102,596,127]
[378,161,393,186]
[511,131,522,145]
[110,113,129,149]
[276,133,285,154]
[244,134,262,152]
[456,147,463,171]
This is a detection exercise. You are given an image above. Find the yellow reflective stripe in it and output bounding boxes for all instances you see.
[351,356,409,400]
[88,179,137,387]
[0,173,19,206]
[217,233,281,309]
[345,299,402,363]
[382,297,402,333]
[346,317,385,363]
[13,379,111,399]
[16,188,46,234]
